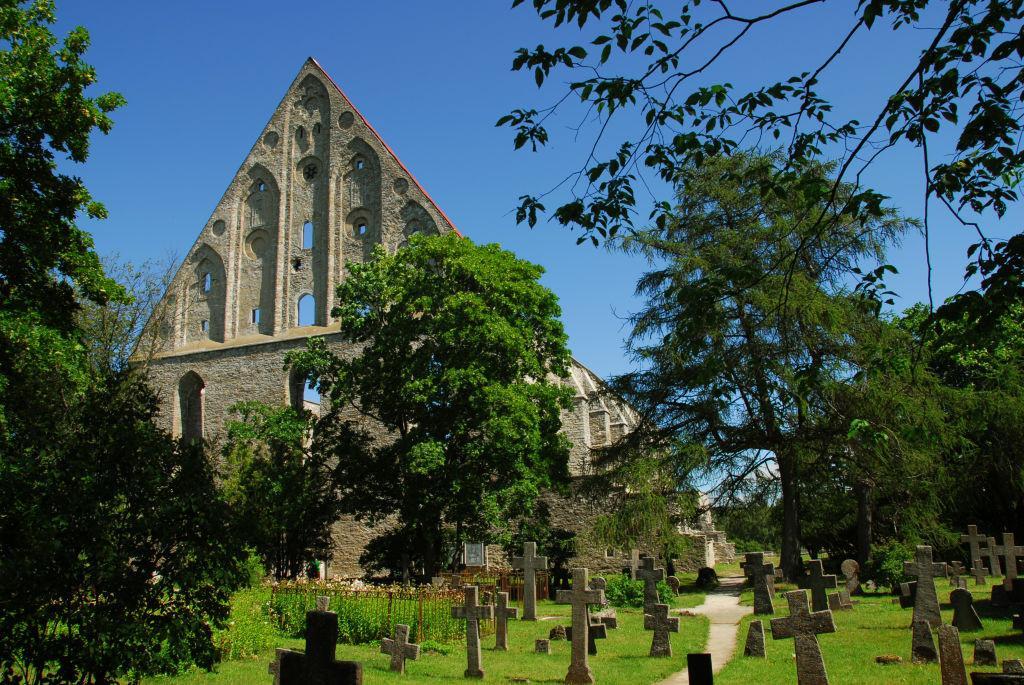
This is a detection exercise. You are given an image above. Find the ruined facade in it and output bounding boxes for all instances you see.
[140,59,722,577]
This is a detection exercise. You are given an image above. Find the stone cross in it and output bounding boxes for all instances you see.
[841,559,860,595]
[564,620,608,655]
[511,541,548,621]
[962,525,987,568]
[986,536,1004,578]
[556,568,605,684]
[801,559,838,613]
[268,608,363,685]
[451,585,494,679]
[770,590,836,685]
[494,591,519,651]
[904,545,946,627]
[937,624,968,685]
[742,552,775,615]
[950,588,983,632]
[995,532,1024,591]
[637,556,665,612]
[949,561,966,579]
[644,603,679,657]
[971,559,990,585]
[380,624,420,674]
[628,549,641,580]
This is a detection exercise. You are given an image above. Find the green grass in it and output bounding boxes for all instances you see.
[673,572,710,609]
[717,578,1024,685]
[145,599,710,684]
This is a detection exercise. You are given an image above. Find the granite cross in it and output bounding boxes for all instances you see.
[802,559,838,613]
[268,607,363,685]
[380,624,420,674]
[742,552,775,615]
[644,603,680,657]
[971,559,990,586]
[556,568,605,684]
[995,532,1024,591]
[637,557,665,612]
[962,525,987,568]
[985,536,1003,578]
[770,590,836,685]
[494,591,519,651]
[511,541,548,621]
[451,585,493,679]
[904,545,947,628]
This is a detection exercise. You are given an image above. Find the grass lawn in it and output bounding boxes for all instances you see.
[145,598,710,685]
[718,577,1024,685]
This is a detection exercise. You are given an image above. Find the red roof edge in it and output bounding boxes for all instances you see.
[307,57,463,238]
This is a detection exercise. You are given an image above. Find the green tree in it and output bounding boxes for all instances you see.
[221,402,339,580]
[287,234,574,577]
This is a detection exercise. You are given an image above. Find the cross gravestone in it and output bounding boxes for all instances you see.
[268,607,363,685]
[937,624,968,685]
[904,545,946,628]
[841,559,860,595]
[742,552,775,615]
[556,568,605,684]
[801,559,838,613]
[451,585,494,679]
[564,620,607,655]
[912,620,938,664]
[950,588,983,632]
[744,619,766,657]
[949,561,966,579]
[971,559,990,586]
[770,589,836,685]
[511,541,548,621]
[494,591,519,651]
[986,536,1004,578]
[644,603,680,657]
[962,526,988,570]
[380,624,420,674]
[995,532,1024,591]
[637,557,665,613]
[899,581,918,609]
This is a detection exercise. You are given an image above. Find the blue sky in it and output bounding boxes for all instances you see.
[58,2,1016,380]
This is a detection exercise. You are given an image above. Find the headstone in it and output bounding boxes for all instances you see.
[899,580,918,609]
[937,624,968,685]
[451,585,494,679]
[316,595,331,612]
[511,541,548,621]
[1005,660,1024,674]
[904,545,946,627]
[637,557,665,612]
[827,593,852,611]
[974,639,998,666]
[494,591,519,651]
[951,588,983,632]
[743,619,766,657]
[953,577,969,590]
[742,552,775,615]
[969,674,1024,683]
[535,639,551,654]
[563,620,608,655]
[549,625,566,640]
[950,561,967,578]
[696,566,719,589]
[841,559,860,595]
[912,620,938,664]
[556,567,605,684]
[463,542,486,567]
[667,575,681,594]
[770,590,836,685]
[380,624,420,674]
[627,549,641,580]
[430,576,445,587]
[593,608,618,629]
[686,653,714,685]
[644,603,679,657]
[971,559,990,586]
[962,526,987,569]
[986,536,1004,578]
[800,559,838,613]
[995,533,1024,591]
[269,608,363,685]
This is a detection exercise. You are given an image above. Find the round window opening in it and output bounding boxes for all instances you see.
[303,163,318,181]
[245,229,270,259]
[356,223,368,237]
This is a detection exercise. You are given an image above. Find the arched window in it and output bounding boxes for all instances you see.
[201,272,212,293]
[297,294,316,327]
[303,221,314,249]
[289,370,322,415]
[178,371,205,443]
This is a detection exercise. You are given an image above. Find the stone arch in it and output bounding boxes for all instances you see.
[240,165,279,335]
[287,368,321,416]
[177,370,205,443]
[341,138,382,264]
[398,200,438,250]
[294,74,330,158]
[188,244,225,343]
[296,291,317,327]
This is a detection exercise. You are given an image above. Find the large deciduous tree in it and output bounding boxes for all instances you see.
[287,234,574,578]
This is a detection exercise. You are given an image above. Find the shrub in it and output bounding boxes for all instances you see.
[602,575,672,608]
[214,587,278,661]
[867,540,914,592]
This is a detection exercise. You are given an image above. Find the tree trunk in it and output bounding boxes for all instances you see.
[855,479,873,568]
[778,450,802,580]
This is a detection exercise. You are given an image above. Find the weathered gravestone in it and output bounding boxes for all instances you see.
[899,580,918,609]
[963,526,988,570]
[696,566,719,590]
[556,568,605,684]
[644,603,679,657]
[987,536,1004,578]
[937,624,968,685]
[742,552,775,615]
[905,545,947,628]
[841,559,860,596]
[800,559,838,613]
[549,625,567,641]
[511,541,548,621]
[912,620,938,664]
[268,606,363,685]
[975,639,998,666]
[951,588,983,632]
[494,591,519,651]
[950,561,968,589]
[969,674,1024,683]
[380,624,420,674]
[627,549,641,580]
[451,585,494,679]
[535,639,551,654]
[996,532,1024,592]
[637,557,665,613]
[827,591,852,611]
[972,559,991,586]
[743,619,766,658]
[316,595,330,612]
[1005,660,1024,674]
[666,575,681,595]
[564,620,608,655]
[686,653,714,685]
[770,590,836,685]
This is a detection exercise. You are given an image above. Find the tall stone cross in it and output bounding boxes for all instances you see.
[644,603,680,657]
[380,624,420,674]
[511,541,547,621]
[628,549,641,580]
[637,557,665,612]
[770,590,836,685]
[494,591,519,651]
[451,585,494,679]
[985,536,1004,577]
[904,545,947,628]
[996,532,1024,591]
[556,568,605,685]
[801,559,837,613]
[267,607,363,685]
[742,552,775,615]
[971,559,990,585]
[961,525,987,568]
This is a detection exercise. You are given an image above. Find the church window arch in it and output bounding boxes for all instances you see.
[297,293,316,327]
[201,272,212,293]
[303,221,314,249]
[178,371,205,443]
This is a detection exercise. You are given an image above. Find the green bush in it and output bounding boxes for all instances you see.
[602,575,672,608]
[867,540,914,592]
[214,587,279,661]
